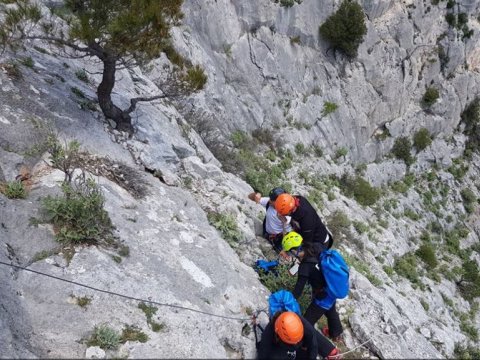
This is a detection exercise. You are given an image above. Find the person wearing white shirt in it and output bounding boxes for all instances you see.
[248,187,292,252]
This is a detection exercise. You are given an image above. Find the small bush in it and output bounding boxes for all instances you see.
[1,181,27,199]
[404,208,421,221]
[353,221,369,234]
[207,211,242,246]
[391,136,414,166]
[445,13,457,27]
[322,102,338,117]
[457,259,480,302]
[258,263,311,311]
[71,87,86,98]
[20,56,34,68]
[415,244,438,268]
[420,299,430,311]
[454,343,480,359]
[335,147,348,159]
[290,36,301,45]
[87,325,121,350]
[42,178,113,244]
[75,69,89,83]
[295,142,306,155]
[460,188,477,214]
[446,0,455,9]
[422,87,439,107]
[327,210,351,238]
[413,128,432,151]
[76,296,92,308]
[394,253,419,284]
[230,130,250,149]
[120,325,148,343]
[461,98,480,155]
[183,65,207,91]
[319,0,367,57]
[339,174,381,206]
[274,0,302,7]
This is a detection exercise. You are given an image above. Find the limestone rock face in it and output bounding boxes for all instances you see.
[1,0,480,358]
[170,0,480,164]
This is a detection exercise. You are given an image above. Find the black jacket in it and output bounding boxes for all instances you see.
[291,196,332,249]
[257,315,318,360]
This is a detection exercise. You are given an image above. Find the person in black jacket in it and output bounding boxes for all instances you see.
[282,232,344,341]
[256,311,340,360]
[275,193,333,250]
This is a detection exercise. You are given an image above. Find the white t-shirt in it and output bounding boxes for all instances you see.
[259,197,292,235]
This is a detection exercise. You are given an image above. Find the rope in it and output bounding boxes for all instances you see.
[0,260,251,321]
[328,331,397,359]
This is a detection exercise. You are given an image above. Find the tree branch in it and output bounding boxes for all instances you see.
[124,94,168,115]
[23,35,104,58]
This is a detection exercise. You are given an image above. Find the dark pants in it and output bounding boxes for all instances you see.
[303,301,343,338]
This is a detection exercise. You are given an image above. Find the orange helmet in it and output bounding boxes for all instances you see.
[275,193,295,215]
[274,312,304,345]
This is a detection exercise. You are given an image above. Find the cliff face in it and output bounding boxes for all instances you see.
[1,0,480,358]
[168,0,480,163]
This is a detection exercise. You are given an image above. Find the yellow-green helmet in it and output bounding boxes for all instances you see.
[282,231,303,251]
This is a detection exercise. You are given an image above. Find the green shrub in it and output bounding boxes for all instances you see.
[461,98,480,155]
[460,188,477,214]
[460,318,479,341]
[335,147,348,159]
[71,86,86,98]
[230,130,250,149]
[404,208,421,221]
[445,13,456,27]
[394,253,419,284]
[457,259,480,302]
[422,87,439,107]
[415,244,438,268]
[454,343,480,360]
[258,263,311,311]
[322,102,338,117]
[183,65,207,91]
[420,299,430,311]
[339,174,381,206]
[327,210,351,238]
[319,0,367,57]
[42,179,113,244]
[353,221,369,234]
[19,56,34,68]
[87,325,121,350]
[207,211,242,246]
[251,128,274,147]
[413,128,432,151]
[295,142,306,155]
[75,69,89,83]
[1,181,27,199]
[120,325,148,343]
[274,0,302,7]
[446,0,455,9]
[448,160,469,180]
[391,137,414,165]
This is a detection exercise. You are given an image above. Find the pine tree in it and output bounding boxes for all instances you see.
[319,0,367,58]
[0,0,206,132]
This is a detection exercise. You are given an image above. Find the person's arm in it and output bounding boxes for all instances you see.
[301,318,319,360]
[248,192,261,203]
[257,322,274,359]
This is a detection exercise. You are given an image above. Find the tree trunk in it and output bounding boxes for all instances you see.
[97,56,133,133]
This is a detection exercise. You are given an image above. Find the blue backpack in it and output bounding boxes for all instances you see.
[319,249,349,299]
[268,290,301,318]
